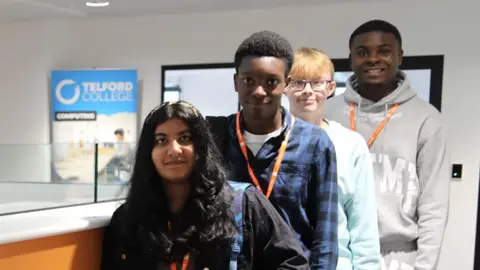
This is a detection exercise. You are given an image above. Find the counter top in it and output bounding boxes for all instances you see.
[0,201,123,245]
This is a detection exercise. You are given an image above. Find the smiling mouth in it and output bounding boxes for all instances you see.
[364,68,385,74]
[165,161,186,165]
[249,101,270,105]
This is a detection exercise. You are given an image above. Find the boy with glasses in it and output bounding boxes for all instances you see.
[285,47,381,270]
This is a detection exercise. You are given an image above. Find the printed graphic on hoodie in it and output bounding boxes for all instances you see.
[381,258,414,270]
[371,153,419,218]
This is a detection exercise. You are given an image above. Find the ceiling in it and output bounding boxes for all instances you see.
[0,0,387,23]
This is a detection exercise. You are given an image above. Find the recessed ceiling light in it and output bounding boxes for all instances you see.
[85,1,109,7]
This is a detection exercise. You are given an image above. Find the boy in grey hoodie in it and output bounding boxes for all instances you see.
[324,20,450,270]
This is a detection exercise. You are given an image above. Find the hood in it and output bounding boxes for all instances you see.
[343,71,417,111]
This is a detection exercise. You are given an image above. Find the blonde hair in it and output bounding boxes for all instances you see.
[289,47,335,80]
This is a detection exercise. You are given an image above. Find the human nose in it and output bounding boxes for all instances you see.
[367,51,380,64]
[167,140,182,156]
[252,85,267,97]
[302,82,314,96]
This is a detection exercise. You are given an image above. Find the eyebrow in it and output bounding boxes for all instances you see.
[238,71,256,76]
[355,43,392,50]
[239,71,280,77]
[155,129,190,137]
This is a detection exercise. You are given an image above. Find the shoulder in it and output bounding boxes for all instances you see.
[223,113,237,126]
[406,97,447,140]
[292,117,333,151]
[105,203,129,236]
[110,203,127,224]
[205,114,235,130]
[205,114,237,128]
[324,94,348,120]
[206,114,237,143]
[326,93,345,104]
[325,93,346,109]
[226,181,268,210]
[407,96,443,120]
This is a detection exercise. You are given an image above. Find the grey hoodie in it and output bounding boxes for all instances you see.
[324,71,450,270]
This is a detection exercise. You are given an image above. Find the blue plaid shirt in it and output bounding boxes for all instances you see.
[221,107,338,270]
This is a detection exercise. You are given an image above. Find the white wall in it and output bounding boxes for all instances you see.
[166,68,238,116]
[0,0,478,268]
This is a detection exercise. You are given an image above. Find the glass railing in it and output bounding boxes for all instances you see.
[0,142,136,216]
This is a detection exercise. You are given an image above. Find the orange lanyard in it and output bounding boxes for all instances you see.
[168,221,190,270]
[235,111,295,198]
[349,102,399,147]
[170,254,189,270]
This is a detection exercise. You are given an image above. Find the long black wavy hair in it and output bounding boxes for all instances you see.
[123,101,236,263]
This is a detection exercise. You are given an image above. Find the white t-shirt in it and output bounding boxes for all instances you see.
[243,128,283,156]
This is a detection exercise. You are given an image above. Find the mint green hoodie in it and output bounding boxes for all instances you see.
[324,71,450,270]
[325,120,381,270]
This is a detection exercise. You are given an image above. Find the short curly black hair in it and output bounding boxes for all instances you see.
[234,30,294,77]
[349,20,402,49]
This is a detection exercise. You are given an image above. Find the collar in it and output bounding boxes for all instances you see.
[230,106,293,139]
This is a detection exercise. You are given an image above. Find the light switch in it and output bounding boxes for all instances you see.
[452,164,462,179]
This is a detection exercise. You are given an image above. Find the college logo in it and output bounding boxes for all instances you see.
[55,79,81,105]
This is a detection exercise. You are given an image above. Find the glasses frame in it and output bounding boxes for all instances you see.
[288,79,332,92]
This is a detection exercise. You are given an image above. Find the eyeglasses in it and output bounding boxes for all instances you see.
[288,79,332,92]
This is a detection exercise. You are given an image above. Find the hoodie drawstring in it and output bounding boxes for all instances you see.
[349,102,398,148]
[381,103,388,185]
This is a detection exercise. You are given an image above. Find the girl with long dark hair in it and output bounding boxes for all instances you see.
[100,101,308,270]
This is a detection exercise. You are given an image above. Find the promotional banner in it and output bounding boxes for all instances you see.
[51,69,137,183]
